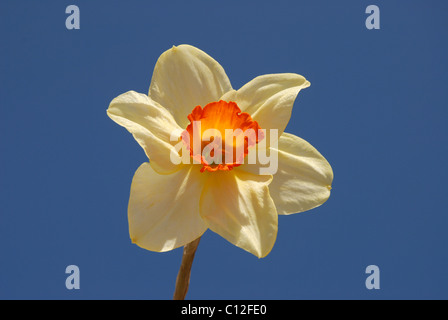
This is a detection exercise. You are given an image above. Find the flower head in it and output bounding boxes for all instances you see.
[107,45,333,258]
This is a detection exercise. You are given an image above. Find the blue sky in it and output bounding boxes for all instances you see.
[1,0,447,299]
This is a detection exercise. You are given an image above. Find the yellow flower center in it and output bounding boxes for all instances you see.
[181,100,264,172]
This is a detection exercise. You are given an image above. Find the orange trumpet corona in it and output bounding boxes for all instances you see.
[181,100,264,172]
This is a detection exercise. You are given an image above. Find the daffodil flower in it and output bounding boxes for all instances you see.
[107,45,333,259]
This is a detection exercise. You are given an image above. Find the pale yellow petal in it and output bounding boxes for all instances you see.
[128,163,208,252]
[269,132,333,215]
[199,170,277,258]
[149,45,233,129]
[226,73,310,137]
[107,91,183,174]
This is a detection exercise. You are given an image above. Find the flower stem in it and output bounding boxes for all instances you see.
[173,237,201,300]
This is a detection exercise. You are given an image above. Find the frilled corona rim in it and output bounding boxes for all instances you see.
[181,100,264,172]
